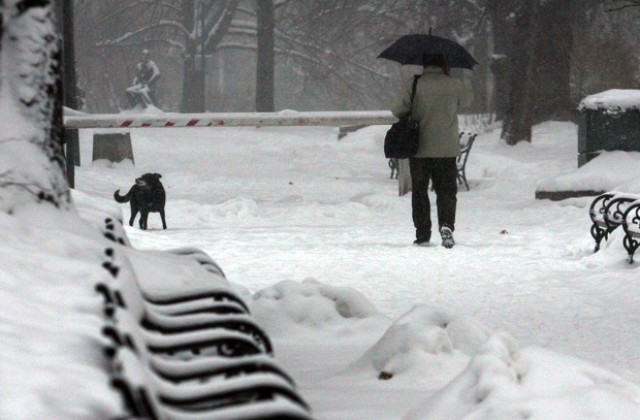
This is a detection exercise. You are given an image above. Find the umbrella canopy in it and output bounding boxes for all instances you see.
[378,34,478,70]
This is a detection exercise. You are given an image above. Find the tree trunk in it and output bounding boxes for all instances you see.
[182,64,205,113]
[180,1,205,113]
[532,0,574,123]
[55,0,79,188]
[256,0,275,112]
[0,0,69,212]
[474,23,491,114]
[488,0,512,121]
[501,0,540,145]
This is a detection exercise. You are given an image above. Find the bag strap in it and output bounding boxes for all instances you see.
[408,75,420,117]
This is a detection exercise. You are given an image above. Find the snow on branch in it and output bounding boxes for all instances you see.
[230,19,257,31]
[99,0,182,24]
[605,0,640,11]
[203,1,239,50]
[97,19,190,47]
[274,31,388,79]
[227,27,257,37]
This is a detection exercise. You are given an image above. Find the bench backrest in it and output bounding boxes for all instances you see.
[605,194,640,229]
[458,132,477,169]
[624,200,640,235]
[590,193,638,222]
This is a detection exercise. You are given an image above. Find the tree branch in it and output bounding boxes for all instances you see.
[97,19,190,46]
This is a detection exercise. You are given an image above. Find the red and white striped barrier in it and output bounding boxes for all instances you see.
[63,110,397,130]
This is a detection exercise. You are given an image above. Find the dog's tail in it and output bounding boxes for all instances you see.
[114,188,131,203]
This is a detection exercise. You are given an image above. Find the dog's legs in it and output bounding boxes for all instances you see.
[129,205,138,227]
[139,210,148,230]
[159,209,167,230]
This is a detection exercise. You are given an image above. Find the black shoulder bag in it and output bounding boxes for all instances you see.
[384,75,420,159]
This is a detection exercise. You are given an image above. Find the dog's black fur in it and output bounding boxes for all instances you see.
[114,173,167,230]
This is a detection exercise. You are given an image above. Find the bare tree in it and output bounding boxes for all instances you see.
[274,1,487,110]
[75,1,493,113]
[82,0,240,112]
[179,0,240,112]
[256,0,275,112]
[494,0,574,144]
[0,0,68,213]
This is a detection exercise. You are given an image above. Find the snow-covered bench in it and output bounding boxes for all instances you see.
[589,192,640,263]
[97,218,312,419]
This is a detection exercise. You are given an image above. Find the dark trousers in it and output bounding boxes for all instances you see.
[409,157,457,241]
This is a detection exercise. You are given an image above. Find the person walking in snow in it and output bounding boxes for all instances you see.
[391,54,473,248]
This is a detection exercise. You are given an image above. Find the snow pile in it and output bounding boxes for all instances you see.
[579,89,640,114]
[120,103,165,116]
[73,188,126,227]
[250,278,386,336]
[338,125,388,152]
[169,197,261,224]
[278,109,300,116]
[351,305,490,380]
[537,151,640,193]
[406,335,640,420]
[248,280,640,419]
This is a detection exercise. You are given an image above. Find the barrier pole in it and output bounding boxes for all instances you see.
[64,110,397,130]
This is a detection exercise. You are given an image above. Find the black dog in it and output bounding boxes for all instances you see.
[114,173,167,230]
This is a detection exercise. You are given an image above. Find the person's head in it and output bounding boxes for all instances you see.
[423,54,450,75]
[142,49,151,61]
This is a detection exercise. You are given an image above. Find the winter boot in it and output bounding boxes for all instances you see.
[414,228,431,247]
[440,226,454,249]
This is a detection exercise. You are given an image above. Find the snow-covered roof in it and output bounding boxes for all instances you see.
[578,89,640,113]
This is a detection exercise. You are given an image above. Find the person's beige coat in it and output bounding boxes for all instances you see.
[391,67,473,158]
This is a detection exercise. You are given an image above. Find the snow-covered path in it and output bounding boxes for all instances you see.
[74,121,640,418]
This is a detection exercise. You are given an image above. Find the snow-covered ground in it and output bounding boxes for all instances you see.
[3,120,640,419]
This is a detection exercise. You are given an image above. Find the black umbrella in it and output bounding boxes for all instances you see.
[378,33,478,70]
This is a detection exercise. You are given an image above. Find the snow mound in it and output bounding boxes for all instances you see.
[537,151,640,193]
[278,109,299,116]
[120,104,165,116]
[351,305,491,381]
[338,125,388,152]
[583,227,640,268]
[206,197,260,219]
[72,189,123,226]
[250,278,384,336]
[579,89,640,114]
[406,334,640,420]
[354,194,406,212]
[90,158,135,170]
[272,201,372,225]
[170,197,260,224]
